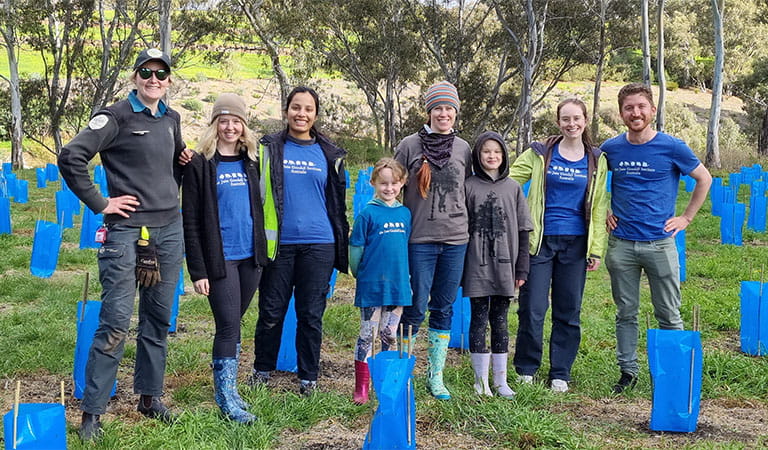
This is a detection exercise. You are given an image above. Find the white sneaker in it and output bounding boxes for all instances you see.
[551,379,569,393]
[517,375,533,384]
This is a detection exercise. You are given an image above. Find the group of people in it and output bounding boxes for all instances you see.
[57,48,712,441]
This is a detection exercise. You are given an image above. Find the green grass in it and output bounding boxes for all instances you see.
[2,166,768,447]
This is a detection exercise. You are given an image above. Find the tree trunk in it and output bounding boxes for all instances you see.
[656,0,666,132]
[705,0,724,169]
[591,0,608,142]
[641,0,652,87]
[159,0,172,59]
[759,108,768,156]
[2,3,24,169]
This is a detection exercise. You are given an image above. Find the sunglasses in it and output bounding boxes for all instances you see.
[137,67,170,81]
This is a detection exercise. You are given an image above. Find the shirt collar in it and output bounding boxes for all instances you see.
[128,90,167,117]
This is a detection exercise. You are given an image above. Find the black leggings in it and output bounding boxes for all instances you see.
[469,296,511,353]
[208,259,262,358]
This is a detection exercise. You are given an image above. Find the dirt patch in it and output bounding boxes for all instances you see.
[562,397,768,448]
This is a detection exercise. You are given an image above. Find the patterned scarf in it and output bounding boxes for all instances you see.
[418,126,456,169]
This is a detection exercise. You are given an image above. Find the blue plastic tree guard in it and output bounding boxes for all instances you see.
[0,175,7,198]
[710,178,724,216]
[606,170,612,193]
[30,220,62,278]
[45,163,59,182]
[740,281,768,356]
[60,179,81,215]
[55,190,74,229]
[35,168,47,188]
[169,290,181,334]
[363,351,416,450]
[5,173,17,199]
[647,329,703,433]
[276,295,298,372]
[73,300,118,399]
[747,181,767,232]
[1,162,11,175]
[720,202,746,246]
[675,230,686,283]
[13,180,28,204]
[327,269,338,299]
[680,174,696,192]
[79,208,103,249]
[449,288,470,350]
[0,198,11,235]
[3,403,66,450]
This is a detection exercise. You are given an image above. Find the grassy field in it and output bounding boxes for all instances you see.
[1,164,768,449]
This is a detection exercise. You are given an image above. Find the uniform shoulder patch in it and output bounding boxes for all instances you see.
[89,115,110,130]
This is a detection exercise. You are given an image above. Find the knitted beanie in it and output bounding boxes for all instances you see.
[210,93,247,124]
[424,81,460,113]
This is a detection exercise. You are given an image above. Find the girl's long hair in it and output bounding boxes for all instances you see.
[197,119,258,161]
[557,98,595,150]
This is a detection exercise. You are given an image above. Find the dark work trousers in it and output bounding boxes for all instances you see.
[82,217,183,415]
[514,234,587,381]
[253,243,335,381]
[208,258,262,358]
[469,296,511,353]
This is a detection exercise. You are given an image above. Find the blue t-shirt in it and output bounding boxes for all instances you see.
[602,132,701,241]
[280,137,334,244]
[350,200,412,307]
[216,155,254,260]
[544,144,588,236]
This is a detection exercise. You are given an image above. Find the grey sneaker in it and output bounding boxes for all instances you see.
[299,379,317,396]
[517,375,534,384]
[247,370,271,387]
[550,379,569,393]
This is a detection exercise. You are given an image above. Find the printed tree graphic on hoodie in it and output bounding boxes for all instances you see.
[469,191,507,266]
[428,162,461,221]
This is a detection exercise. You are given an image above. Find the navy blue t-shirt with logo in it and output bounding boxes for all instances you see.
[544,144,588,236]
[216,154,254,260]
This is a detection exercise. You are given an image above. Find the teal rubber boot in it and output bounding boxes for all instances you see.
[212,358,257,424]
[426,329,451,400]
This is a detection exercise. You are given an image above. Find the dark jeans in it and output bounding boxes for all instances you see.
[209,259,262,358]
[82,217,183,414]
[253,244,334,381]
[469,296,511,353]
[514,235,587,381]
[401,243,467,334]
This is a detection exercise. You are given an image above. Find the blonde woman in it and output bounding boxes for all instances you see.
[182,93,267,423]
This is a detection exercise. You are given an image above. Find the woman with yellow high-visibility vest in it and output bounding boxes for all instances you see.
[250,86,349,396]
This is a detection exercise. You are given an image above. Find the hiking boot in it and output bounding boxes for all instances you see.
[550,379,569,393]
[299,379,317,396]
[247,370,271,387]
[612,372,637,394]
[78,412,102,441]
[137,395,176,423]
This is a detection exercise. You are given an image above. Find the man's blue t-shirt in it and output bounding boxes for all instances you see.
[281,136,334,244]
[602,132,701,241]
[350,200,412,308]
[216,155,254,260]
[544,144,588,236]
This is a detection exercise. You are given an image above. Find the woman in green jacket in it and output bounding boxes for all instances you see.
[509,98,608,393]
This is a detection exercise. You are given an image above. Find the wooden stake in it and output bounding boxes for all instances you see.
[13,380,20,450]
[61,380,65,406]
[80,272,90,323]
[399,323,404,359]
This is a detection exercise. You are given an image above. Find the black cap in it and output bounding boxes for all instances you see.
[133,48,172,71]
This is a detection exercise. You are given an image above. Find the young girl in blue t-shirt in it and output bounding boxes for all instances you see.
[349,157,412,404]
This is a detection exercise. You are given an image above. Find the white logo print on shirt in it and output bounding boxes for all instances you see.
[379,222,407,235]
[547,164,586,182]
[218,172,247,187]
[616,160,654,175]
[284,159,321,175]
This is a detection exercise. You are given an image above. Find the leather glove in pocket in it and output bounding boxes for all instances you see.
[136,226,161,287]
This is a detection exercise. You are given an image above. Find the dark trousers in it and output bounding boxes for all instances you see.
[514,235,587,381]
[253,244,334,381]
[209,259,262,358]
[469,296,511,353]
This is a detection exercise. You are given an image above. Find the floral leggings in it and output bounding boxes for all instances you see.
[355,306,403,361]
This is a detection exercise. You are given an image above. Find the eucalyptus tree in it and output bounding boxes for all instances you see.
[656,0,666,131]
[0,0,24,168]
[19,0,95,154]
[705,0,723,168]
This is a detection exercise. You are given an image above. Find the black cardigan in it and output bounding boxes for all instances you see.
[182,151,268,282]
